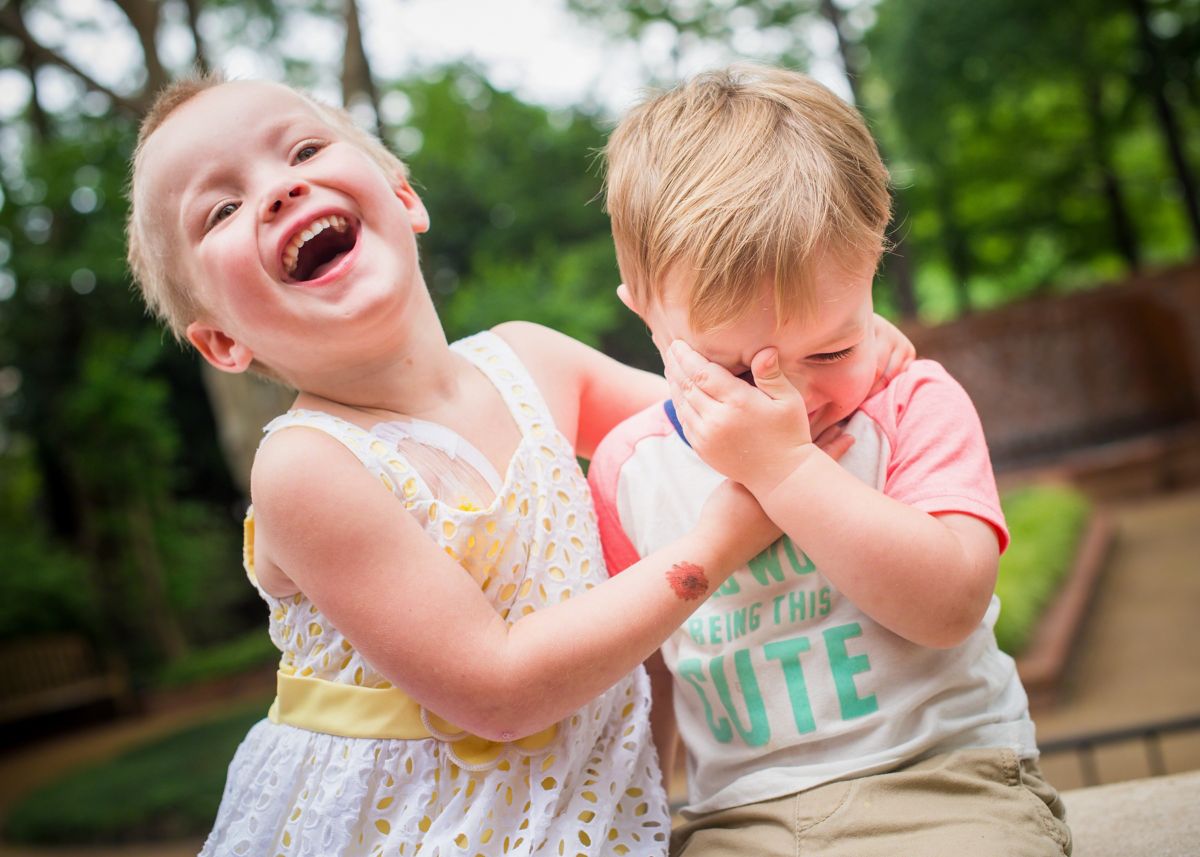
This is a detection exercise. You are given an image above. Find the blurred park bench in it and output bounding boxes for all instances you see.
[0,635,135,730]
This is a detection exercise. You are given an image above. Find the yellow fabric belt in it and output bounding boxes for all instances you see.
[268,672,557,768]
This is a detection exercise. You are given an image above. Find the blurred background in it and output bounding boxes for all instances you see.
[0,0,1197,851]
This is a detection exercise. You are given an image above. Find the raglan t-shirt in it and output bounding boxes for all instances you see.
[588,359,1037,816]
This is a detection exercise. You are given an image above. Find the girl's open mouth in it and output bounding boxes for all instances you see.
[282,214,359,282]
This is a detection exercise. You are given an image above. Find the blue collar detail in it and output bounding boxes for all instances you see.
[663,399,691,447]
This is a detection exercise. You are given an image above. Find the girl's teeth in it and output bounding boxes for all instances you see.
[283,215,351,276]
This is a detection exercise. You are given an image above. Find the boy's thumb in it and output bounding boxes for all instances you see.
[751,348,789,395]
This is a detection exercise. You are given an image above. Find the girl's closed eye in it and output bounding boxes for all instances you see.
[809,346,856,363]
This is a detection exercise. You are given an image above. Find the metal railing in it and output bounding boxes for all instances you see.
[1038,713,1200,787]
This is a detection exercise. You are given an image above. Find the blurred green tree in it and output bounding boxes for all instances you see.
[866,0,1199,319]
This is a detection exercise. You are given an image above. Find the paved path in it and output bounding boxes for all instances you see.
[1031,487,1200,790]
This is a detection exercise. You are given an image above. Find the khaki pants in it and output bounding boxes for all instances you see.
[672,749,1071,857]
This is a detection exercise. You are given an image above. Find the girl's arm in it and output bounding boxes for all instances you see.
[251,428,777,742]
[493,321,666,460]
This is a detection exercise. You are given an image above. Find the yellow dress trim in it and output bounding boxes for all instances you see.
[268,672,557,769]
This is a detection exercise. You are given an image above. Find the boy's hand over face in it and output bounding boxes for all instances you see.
[665,340,835,498]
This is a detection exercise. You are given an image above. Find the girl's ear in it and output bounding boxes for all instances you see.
[186,321,254,374]
[393,174,430,234]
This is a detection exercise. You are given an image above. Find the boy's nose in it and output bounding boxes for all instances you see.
[262,182,309,221]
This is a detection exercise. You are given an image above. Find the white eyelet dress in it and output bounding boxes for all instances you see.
[199,331,669,857]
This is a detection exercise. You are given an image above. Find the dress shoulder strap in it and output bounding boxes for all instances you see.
[260,409,423,502]
[452,330,556,439]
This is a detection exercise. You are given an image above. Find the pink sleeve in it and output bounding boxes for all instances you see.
[587,425,643,577]
[860,360,1010,553]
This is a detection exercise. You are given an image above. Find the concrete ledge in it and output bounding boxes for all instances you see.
[1064,770,1200,856]
[1016,511,1115,709]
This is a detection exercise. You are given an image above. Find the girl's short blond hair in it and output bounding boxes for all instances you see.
[604,65,892,330]
[126,72,409,342]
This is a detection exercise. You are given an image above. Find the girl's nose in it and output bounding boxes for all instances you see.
[262,182,309,221]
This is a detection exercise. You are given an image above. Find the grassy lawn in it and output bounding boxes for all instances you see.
[994,483,1093,655]
[3,701,266,844]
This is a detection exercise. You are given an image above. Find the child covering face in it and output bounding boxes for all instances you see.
[590,65,1072,857]
[126,73,916,855]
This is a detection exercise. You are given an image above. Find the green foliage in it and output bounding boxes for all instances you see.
[994,484,1093,655]
[155,630,278,688]
[0,113,249,670]
[157,502,248,647]
[441,236,621,347]
[2,702,268,844]
[867,0,1199,315]
[395,67,647,361]
[0,439,97,639]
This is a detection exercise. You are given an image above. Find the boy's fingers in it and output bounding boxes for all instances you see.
[664,350,712,416]
[670,341,738,402]
[671,392,702,437]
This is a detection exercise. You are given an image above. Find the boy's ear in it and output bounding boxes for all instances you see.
[616,283,642,317]
[186,321,254,374]
[392,174,430,234]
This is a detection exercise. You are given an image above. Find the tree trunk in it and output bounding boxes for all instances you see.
[111,0,169,98]
[933,177,973,314]
[1129,0,1200,248]
[818,0,861,103]
[13,0,49,140]
[182,0,210,74]
[1082,72,1140,269]
[817,0,919,318]
[199,365,295,497]
[341,0,381,135]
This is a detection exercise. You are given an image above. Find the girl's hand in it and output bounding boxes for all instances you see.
[869,313,917,397]
[696,479,782,570]
[813,423,854,462]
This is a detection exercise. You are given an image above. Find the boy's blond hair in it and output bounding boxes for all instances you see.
[126,72,409,342]
[604,65,892,330]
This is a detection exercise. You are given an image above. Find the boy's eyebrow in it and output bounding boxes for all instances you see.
[804,316,867,353]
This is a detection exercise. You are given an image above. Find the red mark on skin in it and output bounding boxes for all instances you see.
[666,562,709,601]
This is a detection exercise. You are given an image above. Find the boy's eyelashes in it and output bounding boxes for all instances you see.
[808,345,857,363]
[724,345,857,377]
